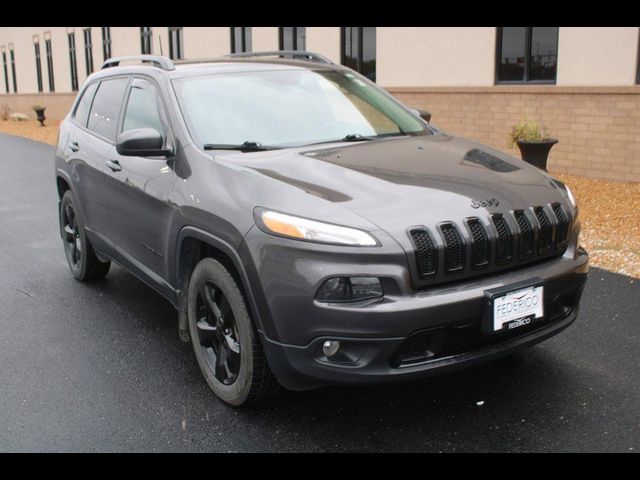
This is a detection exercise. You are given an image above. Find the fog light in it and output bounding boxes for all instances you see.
[322,340,341,357]
[316,276,383,303]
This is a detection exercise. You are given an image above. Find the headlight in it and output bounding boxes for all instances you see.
[565,185,577,208]
[255,209,379,246]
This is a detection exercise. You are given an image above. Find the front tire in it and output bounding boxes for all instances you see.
[187,257,279,406]
[59,190,111,281]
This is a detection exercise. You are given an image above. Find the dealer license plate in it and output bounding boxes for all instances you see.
[491,285,544,332]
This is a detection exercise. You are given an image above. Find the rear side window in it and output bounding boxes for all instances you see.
[122,78,166,137]
[73,81,98,127]
[87,77,129,141]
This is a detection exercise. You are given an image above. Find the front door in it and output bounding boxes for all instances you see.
[104,77,176,297]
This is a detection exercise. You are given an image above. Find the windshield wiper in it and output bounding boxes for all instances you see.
[203,141,280,152]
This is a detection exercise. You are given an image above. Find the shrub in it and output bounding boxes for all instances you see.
[508,121,550,147]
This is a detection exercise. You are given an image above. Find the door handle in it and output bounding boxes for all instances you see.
[69,141,79,152]
[106,159,122,172]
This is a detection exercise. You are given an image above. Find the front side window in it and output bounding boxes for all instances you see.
[279,27,306,51]
[87,77,129,142]
[341,27,376,82]
[497,27,559,83]
[230,27,252,53]
[173,68,427,148]
[168,27,183,60]
[122,78,165,136]
[74,81,99,127]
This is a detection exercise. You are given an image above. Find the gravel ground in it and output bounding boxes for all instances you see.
[0,119,61,145]
[553,173,640,279]
[0,120,637,278]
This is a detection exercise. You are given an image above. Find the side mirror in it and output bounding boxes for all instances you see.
[411,108,432,124]
[116,128,172,157]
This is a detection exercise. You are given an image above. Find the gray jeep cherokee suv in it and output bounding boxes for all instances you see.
[55,52,589,405]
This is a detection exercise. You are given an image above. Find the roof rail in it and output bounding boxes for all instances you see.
[225,50,334,65]
[101,55,175,71]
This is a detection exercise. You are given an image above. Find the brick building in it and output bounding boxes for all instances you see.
[1,27,639,181]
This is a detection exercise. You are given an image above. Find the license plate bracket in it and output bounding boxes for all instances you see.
[482,278,545,334]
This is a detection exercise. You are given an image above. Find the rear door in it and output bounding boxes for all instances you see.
[64,77,129,257]
[104,76,176,297]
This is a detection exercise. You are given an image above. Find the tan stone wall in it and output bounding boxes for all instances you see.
[388,86,640,182]
[0,92,76,121]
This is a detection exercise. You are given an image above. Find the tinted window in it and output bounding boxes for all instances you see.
[87,77,129,141]
[74,81,99,127]
[530,27,558,81]
[497,27,558,83]
[341,27,376,82]
[498,27,526,82]
[122,79,165,136]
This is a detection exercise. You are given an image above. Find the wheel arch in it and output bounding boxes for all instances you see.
[175,226,268,342]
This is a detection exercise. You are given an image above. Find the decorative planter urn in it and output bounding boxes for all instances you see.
[34,107,46,127]
[516,138,558,171]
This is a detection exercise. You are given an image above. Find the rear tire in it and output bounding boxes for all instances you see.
[187,257,280,406]
[60,190,111,281]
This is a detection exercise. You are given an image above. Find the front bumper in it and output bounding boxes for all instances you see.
[240,227,589,391]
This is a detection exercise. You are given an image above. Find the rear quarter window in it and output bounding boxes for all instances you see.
[87,77,129,142]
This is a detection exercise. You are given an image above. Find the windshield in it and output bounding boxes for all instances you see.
[172,68,430,148]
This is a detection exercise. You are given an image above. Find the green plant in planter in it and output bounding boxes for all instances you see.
[508,121,558,171]
[508,121,549,147]
[32,105,45,112]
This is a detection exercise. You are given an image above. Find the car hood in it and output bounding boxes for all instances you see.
[220,133,569,243]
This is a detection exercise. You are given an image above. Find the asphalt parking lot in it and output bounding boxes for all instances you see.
[0,133,639,452]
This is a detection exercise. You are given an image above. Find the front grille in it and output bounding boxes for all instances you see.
[440,223,464,272]
[552,202,569,249]
[535,206,553,254]
[410,228,437,277]
[492,214,513,264]
[467,218,490,268]
[407,202,572,287]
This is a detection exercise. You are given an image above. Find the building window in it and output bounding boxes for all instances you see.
[637,28,640,84]
[230,27,252,53]
[341,27,376,82]
[279,27,306,51]
[83,28,93,75]
[496,27,559,83]
[101,27,112,61]
[68,32,79,91]
[8,44,17,93]
[45,37,55,92]
[34,37,43,93]
[1,47,8,94]
[141,27,152,55]
[168,27,183,60]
